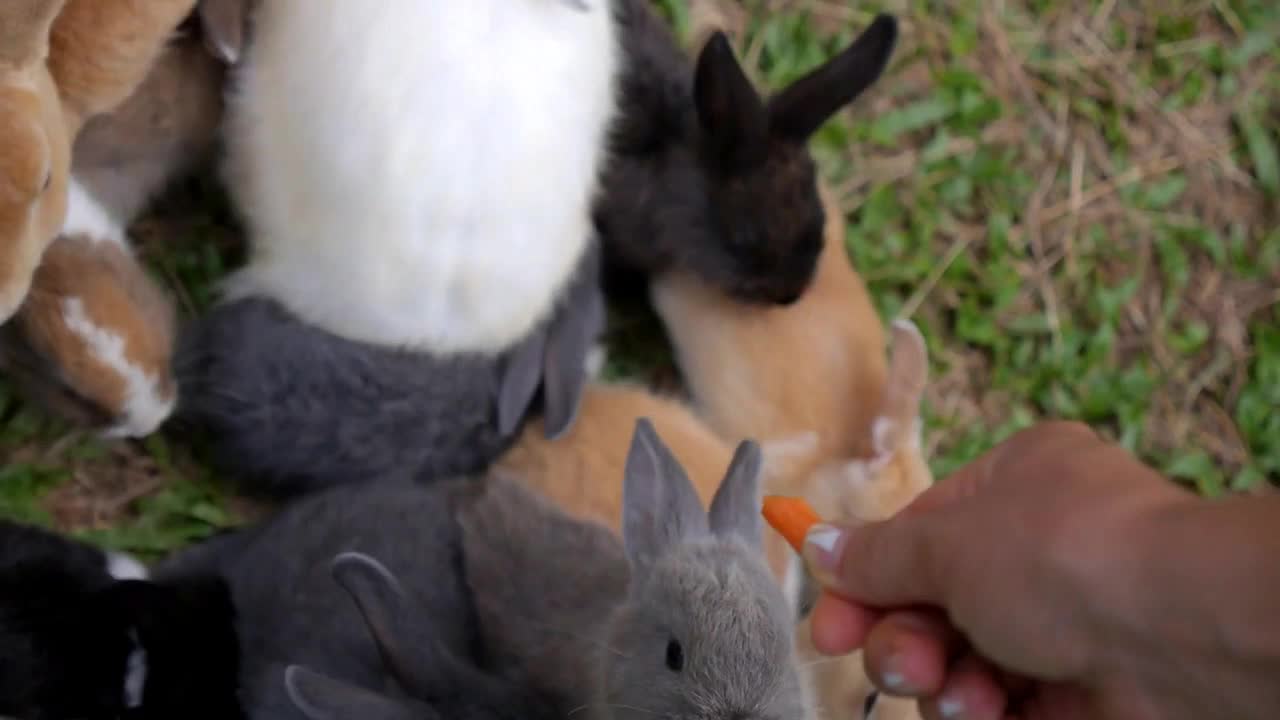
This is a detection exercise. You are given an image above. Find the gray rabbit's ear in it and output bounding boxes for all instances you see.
[708,439,764,547]
[622,418,709,567]
[331,552,465,700]
[541,250,605,440]
[498,327,549,436]
[197,0,250,65]
[285,665,425,720]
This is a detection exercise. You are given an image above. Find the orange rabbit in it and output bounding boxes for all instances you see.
[495,381,818,536]
[0,0,200,324]
[651,190,933,720]
[1,14,228,437]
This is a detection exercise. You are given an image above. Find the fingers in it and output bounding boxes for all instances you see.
[803,510,948,607]
[807,590,880,655]
[920,654,1008,720]
[862,609,963,698]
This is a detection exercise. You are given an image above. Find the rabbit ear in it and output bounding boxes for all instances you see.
[285,665,426,720]
[693,31,768,169]
[708,439,764,547]
[875,319,928,452]
[197,0,250,65]
[541,247,605,440]
[766,14,898,141]
[622,418,709,567]
[0,0,65,65]
[331,552,467,700]
[497,325,549,436]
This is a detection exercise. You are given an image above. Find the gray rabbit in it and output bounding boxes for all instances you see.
[157,419,811,720]
[458,419,814,720]
[155,477,553,720]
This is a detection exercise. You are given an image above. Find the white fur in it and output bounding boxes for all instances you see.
[62,177,127,246]
[585,342,608,379]
[106,551,150,581]
[222,1,619,354]
[60,297,175,438]
[124,629,148,709]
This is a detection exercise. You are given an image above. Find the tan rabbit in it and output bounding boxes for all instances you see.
[0,0,200,324]
[1,17,227,437]
[496,382,819,547]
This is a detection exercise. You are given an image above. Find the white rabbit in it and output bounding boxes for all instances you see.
[216,0,620,355]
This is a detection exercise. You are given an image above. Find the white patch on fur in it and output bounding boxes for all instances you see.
[870,416,897,458]
[124,629,148,709]
[60,298,175,438]
[62,177,127,246]
[585,342,607,379]
[106,552,150,581]
[222,1,620,354]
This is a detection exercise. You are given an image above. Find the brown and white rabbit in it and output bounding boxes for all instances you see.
[0,15,227,437]
[596,1,897,306]
[651,180,934,720]
[0,0,200,324]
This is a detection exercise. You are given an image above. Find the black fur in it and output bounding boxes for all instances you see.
[174,245,605,501]
[0,521,242,720]
[597,2,898,305]
[155,480,561,720]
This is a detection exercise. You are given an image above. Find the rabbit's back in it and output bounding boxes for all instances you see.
[159,481,479,720]
[223,0,619,355]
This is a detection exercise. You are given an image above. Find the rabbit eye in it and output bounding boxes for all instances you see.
[665,639,684,672]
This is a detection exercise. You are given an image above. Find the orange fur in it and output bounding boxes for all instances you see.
[496,383,736,530]
[0,0,196,323]
[652,182,933,720]
[0,0,71,322]
[5,26,224,435]
[47,0,199,127]
[14,233,176,424]
[496,381,819,578]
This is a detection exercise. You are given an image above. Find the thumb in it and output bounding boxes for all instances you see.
[801,511,952,608]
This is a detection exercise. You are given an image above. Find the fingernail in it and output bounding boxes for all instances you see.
[939,697,965,718]
[879,655,917,696]
[803,524,845,573]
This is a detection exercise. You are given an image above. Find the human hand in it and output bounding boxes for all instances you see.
[800,421,1201,719]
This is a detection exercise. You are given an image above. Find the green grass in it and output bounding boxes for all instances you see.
[1,0,1278,555]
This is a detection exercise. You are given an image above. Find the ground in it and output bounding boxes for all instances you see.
[0,0,1277,559]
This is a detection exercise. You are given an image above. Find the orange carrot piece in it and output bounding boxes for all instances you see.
[762,495,823,554]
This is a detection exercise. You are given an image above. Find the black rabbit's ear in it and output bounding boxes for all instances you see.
[540,249,605,440]
[694,31,768,167]
[197,0,251,64]
[622,419,709,568]
[708,439,764,547]
[285,665,427,720]
[766,14,898,141]
[497,326,549,436]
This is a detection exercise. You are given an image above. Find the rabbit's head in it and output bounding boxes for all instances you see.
[685,16,896,306]
[285,552,556,720]
[603,419,810,720]
[787,320,932,720]
[0,0,72,323]
[805,319,933,526]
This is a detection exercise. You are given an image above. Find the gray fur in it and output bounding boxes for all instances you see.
[155,479,558,720]
[173,245,605,500]
[459,420,809,720]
